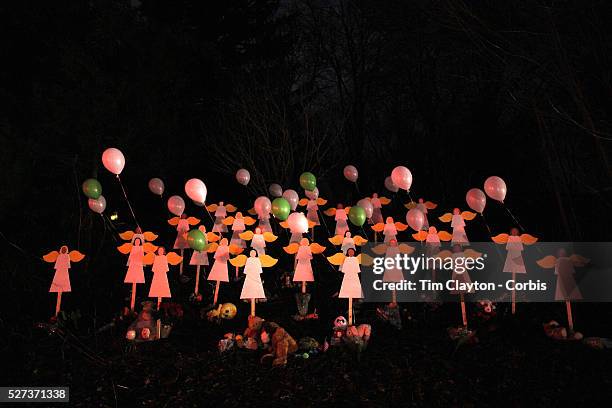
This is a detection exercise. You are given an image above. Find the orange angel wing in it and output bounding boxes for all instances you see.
[239,231,254,241]
[283,243,299,254]
[207,242,220,253]
[279,221,289,229]
[371,223,385,232]
[168,216,180,226]
[536,255,557,269]
[316,198,328,205]
[260,254,278,267]
[404,202,416,210]
[398,244,415,254]
[394,222,408,232]
[371,244,388,255]
[436,250,453,260]
[118,231,135,241]
[492,233,509,244]
[206,232,220,243]
[68,250,85,262]
[412,230,428,242]
[206,203,218,212]
[379,197,391,205]
[187,216,200,226]
[229,254,247,268]
[438,213,453,223]
[166,252,183,266]
[143,232,158,242]
[358,253,373,266]
[425,201,437,210]
[327,252,346,266]
[353,235,368,246]
[143,242,158,254]
[323,208,336,217]
[310,243,326,254]
[328,235,343,245]
[461,211,477,221]
[222,216,235,226]
[308,220,317,229]
[570,254,590,267]
[247,208,257,215]
[117,243,132,254]
[143,252,155,265]
[243,216,257,226]
[298,198,309,207]
[42,251,59,263]
[520,234,538,245]
[263,232,277,242]
[464,249,483,259]
[229,245,244,255]
[225,204,237,213]
[438,230,452,242]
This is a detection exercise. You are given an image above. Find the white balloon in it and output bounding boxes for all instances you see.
[185,178,207,204]
[343,165,358,183]
[254,196,272,217]
[384,176,399,193]
[88,195,106,214]
[167,195,185,216]
[305,187,319,200]
[357,198,373,219]
[282,189,299,211]
[391,166,413,191]
[236,169,250,186]
[287,212,309,233]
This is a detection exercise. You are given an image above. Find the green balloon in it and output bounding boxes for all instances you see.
[271,198,291,221]
[299,172,317,191]
[348,205,366,227]
[187,229,207,252]
[82,178,102,199]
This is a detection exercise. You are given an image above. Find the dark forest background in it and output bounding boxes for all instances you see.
[1,0,612,357]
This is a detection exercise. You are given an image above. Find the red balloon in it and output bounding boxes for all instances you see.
[391,166,412,191]
[466,188,486,214]
[484,176,507,202]
[406,208,425,231]
[101,148,125,175]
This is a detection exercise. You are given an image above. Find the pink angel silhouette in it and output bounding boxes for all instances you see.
[43,246,85,316]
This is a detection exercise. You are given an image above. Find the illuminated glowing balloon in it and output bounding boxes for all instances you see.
[167,195,185,216]
[148,178,165,196]
[187,229,207,251]
[305,187,319,200]
[288,212,308,233]
[484,176,507,203]
[254,196,272,217]
[406,208,425,231]
[343,165,358,183]
[88,195,106,214]
[269,183,283,198]
[271,198,291,221]
[82,178,102,199]
[466,188,487,214]
[348,206,366,227]
[391,166,412,191]
[185,178,207,204]
[299,172,317,191]
[357,198,373,219]
[101,148,125,175]
[236,169,250,186]
[282,189,299,211]
[384,176,398,193]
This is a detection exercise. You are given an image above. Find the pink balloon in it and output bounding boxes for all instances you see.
[406,208,425,231]
[167,195,185,216]
[305,187,319,200]
[101,148,125,175]
[269,183,283,198]
[88,195,106,214]
[287,212,308,233]
[148,178,164,196]
[343,165,358,183]
[391,166,412,191]
[236,169,250,186]
[185,178,207,204]
[484,176,507,202]
[384,176,399,193]
[282,189,299,211]
[466,188,487,214]
[254,196,272,217]
[357,198,373,219]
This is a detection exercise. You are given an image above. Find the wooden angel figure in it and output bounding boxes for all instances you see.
[284,238,326,294]
[372,216,408,243]
[118,226,158,246]
[239,227,277,256]
[438,208,477,246]
[189,226,220,296]
[144,247,182,338]
[492,228,538,314]
[329,231,368,256]
[43,246,85,316]
[230,250,278,316]
[413,227,452,283]
[369,193,391,225]
[328,248,364,325]
[117,237,157,311]
[298,196,328,230]
[537,249,589,331]
[223,212,256,249]
[168,214,200,275]
[331,204,351,237]
[207,202,237,234]
[371,239,415,305]
[207,238,244,304]
[405,198,437,230]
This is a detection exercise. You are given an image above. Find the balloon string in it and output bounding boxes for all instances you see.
[504,205,526,232]
[317,208,332,238]
[480,213,504,262]
[354,182,361,195]
[406,190,415,204]
[116,175,140,228]
[202,202,216,229]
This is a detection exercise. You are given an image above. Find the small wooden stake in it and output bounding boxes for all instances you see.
[566,300,574,332]
[348,297,353,325]
[374,232,378,243]
[194,265,201,295]
[157,296,162,339]
[391,289,397,305]
[460,293,467,327]
[55,291,63,317]
[311,228,315,241]
[179,249,184,275]
[130,282,137,311]
[250,299,256,316]
[213,281,221,305]
[302,281,307,294]
[511,272,516,315]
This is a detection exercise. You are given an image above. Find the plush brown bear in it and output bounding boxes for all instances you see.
[261,321,298,367]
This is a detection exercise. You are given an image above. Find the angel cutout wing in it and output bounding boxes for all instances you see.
[395,222,408,231]
[438,231,452,241]
[536,255,557,269]
[207,242,220,253]
[371,223,385,232]
[329,235,344,246]
[308,220,316,229]
[425,201,437,209]
[344,207,352,214]
[230,254,248,268]
[222,216,235,226]
[43,251,60,263]
[492,233,509,244]
[570,254,590,267]
[225,204,237,213]
[520,234,538,245]
[323,208,337,217]
[229,244,244,255]
[263,232,277,242]
[283,243,299,254]
[279,221,289,229]
[167,252,183,266]
[436,250,453,260]
[239,230,255,241]
[243,216,257,226]
[186,216,200,226]
[298,198,309,207]
[371,244,389,255]
[405,202,417,210]
[143,252,155,265]
[438,213,453,223]
[327,252,346,266]
[353,235,368,246]
[143,242,158,254]
[117,243,132,254]
[247,208,257,215]
[119,231,135,241]
[316,198,327,205]
[398,244,415,254]
[260,254,278,267]
[461,211,477,221]
[206,203,218,212]
[463,248,482,259]
[358,253,373,266]
[69,250,85,262]
[379,197,391,205]
[310,243,326,254]
[206,232,220,242]
[168,216,180,226]
[412,231,428,241]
